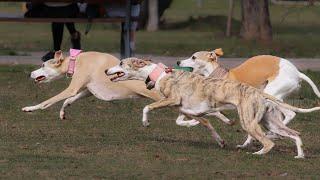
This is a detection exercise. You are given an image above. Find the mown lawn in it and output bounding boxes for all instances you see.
[1,65,320,179]
[0,1,319,57]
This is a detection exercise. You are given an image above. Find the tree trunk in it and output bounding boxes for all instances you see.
[226,0,234,37]
[258,0,272,41]
[240,0,272,42]
[146,0,159,31]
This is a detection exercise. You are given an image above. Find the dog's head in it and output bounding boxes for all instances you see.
[105,57,156,82]
[177,48,223,76]
[30,51,67,83]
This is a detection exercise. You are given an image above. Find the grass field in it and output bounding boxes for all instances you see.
[1,65,320,178]
[0,1,319,57]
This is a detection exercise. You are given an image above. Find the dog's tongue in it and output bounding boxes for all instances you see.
[110,76,117,81]
[35,76,46,82]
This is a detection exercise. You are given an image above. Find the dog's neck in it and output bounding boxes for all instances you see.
[209,65,229,79]
[201,63,217,77]
[59,57,71,74]
[144,63,168,90]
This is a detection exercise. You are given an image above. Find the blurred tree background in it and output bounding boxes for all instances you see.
[0,0,319,57]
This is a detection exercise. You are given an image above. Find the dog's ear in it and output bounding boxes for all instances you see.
[53,50,64,66]
[54,50,63,60]
[133,59,147,68]
[143,59,152,64]
[213,48,224,57]
[207,52,217,61]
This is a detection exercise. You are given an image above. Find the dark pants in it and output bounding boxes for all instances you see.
[43,4,80,50]
[51,22,77,51]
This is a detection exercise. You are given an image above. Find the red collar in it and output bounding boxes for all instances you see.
[66,49,82,77]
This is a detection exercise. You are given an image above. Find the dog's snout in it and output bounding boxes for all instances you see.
[177,61,181,66]
[104,69,109,75]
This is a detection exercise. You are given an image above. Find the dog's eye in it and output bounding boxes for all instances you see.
[119,62,123,66]
[192,56,196,60]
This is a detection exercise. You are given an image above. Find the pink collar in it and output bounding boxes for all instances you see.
[66,49,82,77]
[149,63,167,82]
[145,63,168,90]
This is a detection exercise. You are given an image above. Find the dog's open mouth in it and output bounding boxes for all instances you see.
[35,75,46,83]
[110,72,125,81]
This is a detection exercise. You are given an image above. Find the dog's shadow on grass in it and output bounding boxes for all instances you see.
[143,136,320,158]
[143,136,237,151]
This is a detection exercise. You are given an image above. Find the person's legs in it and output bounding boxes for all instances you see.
[52,22,64,51]
[66,22,81,49]
[42,22,64,61]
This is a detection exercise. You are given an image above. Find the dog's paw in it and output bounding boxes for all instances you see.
[22,106,34,112]
[186,120,200,127]
[294,155,305,159]
[59,111,66,120]
[142,121,150,127]
[227,120,236,126]
[252,149,266,155]
[236,144,247,149]
[218,140,225,148]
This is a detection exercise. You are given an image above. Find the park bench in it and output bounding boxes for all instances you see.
[0,0,134,58]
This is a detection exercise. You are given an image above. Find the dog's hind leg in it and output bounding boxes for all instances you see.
[236,135,254,149]
[59,89,92,120]
[238,105,274,155]
[208,111,235,125]
[267,121,304,158]
[278,106,296,125]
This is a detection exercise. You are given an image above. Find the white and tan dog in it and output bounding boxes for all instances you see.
[178,49,320,147]
[106,58,320,158]
[178,49,320,120]
[22,51,161,119]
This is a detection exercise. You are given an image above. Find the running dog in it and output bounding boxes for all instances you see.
[178,49,320,123]
[178,49,320,147]
[22,51,161,119]
[22,50,226,147]
[106,58,320,158]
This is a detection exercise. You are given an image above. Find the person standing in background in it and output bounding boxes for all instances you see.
[105,0,143,56]
[41,3,81,61]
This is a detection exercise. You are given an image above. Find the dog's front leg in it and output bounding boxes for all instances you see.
[22,87,80,112]
[207,111,235,125]
[187,115,225,148]
[59,89,92,120]
[175,113,200,127]
[143,98,180,127]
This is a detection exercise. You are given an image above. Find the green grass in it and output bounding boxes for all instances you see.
[1,65,320,178]
[0,1,319,57]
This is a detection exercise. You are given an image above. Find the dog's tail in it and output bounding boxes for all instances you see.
[263,93,320,113]
[299,72,320,98]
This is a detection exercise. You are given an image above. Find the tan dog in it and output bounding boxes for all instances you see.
[107,58,320,158]
[22,51,161,118]
[178,49,320,147]
[21,51,226,147]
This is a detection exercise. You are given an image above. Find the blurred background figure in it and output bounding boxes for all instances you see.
[25,2,81,61]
